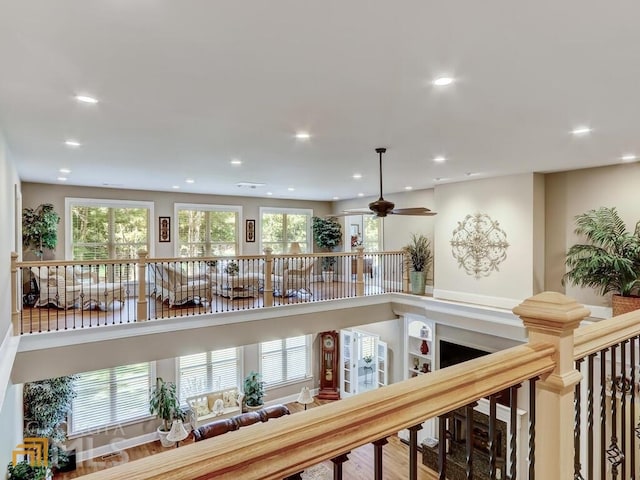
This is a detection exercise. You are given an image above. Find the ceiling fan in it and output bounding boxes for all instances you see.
[333,148,437,218]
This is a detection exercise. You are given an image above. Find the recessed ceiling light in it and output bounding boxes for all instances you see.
[288,187,295,191]
[185,179,195,184]
[433,76,454,86]
[57,176,67,181]
[352,173,362,179]
[59,168,71,174]
[230,159,242,165]
[295,131,311,140]
[74,94,98,104]
[357,192,364,197]
[266,192,273,196]
[172,185,180,189]
[571,126,592,136]
[405,186,413,190]
[433,156,446,163]
[332,196,340,200]
[621,154,637,162]
[65,140,81,147]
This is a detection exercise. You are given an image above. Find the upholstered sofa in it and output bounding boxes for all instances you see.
[186,387,245,428]
[30,266,125,310]
[148,262,210,307]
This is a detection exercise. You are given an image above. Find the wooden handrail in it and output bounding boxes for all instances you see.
[80,342,555,480]
[574,308,640,360]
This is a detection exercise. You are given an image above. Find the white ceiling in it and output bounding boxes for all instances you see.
[1,1,639,202]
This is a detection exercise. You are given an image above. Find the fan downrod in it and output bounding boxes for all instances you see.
[368,147,395,216]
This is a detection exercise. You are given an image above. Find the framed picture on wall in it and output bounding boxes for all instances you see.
[159,216,170,242]
[246,219,256,243]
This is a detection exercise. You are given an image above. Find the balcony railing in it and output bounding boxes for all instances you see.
[73,291,613,480]
[11,248,408,335]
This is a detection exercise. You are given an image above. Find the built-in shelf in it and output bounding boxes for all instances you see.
[409,350,431,360]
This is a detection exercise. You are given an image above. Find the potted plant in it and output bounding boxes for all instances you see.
[149,377,182,447]
[23,375,77,471]
[404,233,433,295]
[563,206,640,316]
[312,216,343,283]
[22,204,60,259]
[7,460,51,480]
[243,371,265,411]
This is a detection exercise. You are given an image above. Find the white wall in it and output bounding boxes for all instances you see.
[433,174,539,309]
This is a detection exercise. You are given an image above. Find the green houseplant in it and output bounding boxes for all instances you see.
[7,460,51,480]
[312,216,343,282]
[404,233,433,295]
[22,204,60,259]
[23,375,77,471]
[562,206,640,316]
[243,371,265,411]
[149,377,182,447]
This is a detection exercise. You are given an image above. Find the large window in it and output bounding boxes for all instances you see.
[71,363,152,434]
[260,335,311,386]
[175,204,241,257]
[260,208,312,254]
[177,348,241,401]
[66,198,153,260]
[363,216,382,251]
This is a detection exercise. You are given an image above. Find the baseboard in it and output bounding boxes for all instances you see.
[74,432,159,463]
[264,387,319,407]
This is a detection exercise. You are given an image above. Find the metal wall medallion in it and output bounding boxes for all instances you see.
[450,213,509,278]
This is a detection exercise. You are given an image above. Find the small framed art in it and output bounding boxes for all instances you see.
[246,219,256,243]
[159,216,171,242]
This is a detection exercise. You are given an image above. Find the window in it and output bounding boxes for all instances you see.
[71,363,152,434]
[177,348,241,401]
[175,204,241,257]
[363,216,382,251]
[260,208,312,254]
[260,335,310,386]
[66,198,153,260]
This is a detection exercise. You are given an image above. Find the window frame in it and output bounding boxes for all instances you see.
[258,207,313,254]
[259,335,312,389]
[68,362,155,437]
[174,203,243,257]
[65,197,155,260]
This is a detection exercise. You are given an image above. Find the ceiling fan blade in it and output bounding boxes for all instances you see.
[390,207,437,216]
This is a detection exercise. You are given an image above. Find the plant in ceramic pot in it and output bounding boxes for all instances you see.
[149,377,182,447]
[243,371,265,411]
[312,216,343,282]
[404,233,433,295]
[563,206,640,316]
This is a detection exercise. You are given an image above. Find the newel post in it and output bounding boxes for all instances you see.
[137,249,149,321]
[11,252,20,335]
[356,246,365,297]
[513,292,589,480]
[402,248,410,293]
[263,247,274,307]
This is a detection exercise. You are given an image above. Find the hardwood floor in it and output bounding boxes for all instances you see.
[55,398,438,479]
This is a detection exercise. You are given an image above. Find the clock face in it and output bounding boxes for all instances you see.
[323,335,335,350]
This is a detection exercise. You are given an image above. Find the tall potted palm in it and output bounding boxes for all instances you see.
[563,206,640,316]
[149,377,182,447]
[404,233,433,295]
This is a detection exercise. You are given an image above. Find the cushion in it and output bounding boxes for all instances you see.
[212,398,225,416]
[223,389,239,408]
[195,398,210,417]
[207,393,224,411]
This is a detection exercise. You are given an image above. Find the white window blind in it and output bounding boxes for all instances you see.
[178,348,240,401]
[71,363,152,434]
[260,335,309,386]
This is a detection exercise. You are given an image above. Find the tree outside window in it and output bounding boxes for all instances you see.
[260,208,312,254]
[176,205,240,257]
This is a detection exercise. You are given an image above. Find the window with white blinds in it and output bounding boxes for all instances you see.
[178,348,240,401]
[260,335,310,386]
[70,363,152,434]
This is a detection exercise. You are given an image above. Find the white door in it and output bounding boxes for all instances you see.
[340,329,355,398]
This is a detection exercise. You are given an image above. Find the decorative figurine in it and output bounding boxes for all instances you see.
[421,363,430,373]
[420,339,429,355]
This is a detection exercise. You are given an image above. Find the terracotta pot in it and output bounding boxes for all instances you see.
[612,294,640,317]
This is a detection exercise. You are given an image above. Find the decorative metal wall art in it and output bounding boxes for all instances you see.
[450,213,509,278]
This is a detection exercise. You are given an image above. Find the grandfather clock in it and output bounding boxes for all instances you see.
[318,330,340,400]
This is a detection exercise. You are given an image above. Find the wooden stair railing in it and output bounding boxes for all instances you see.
[79,342,555,480]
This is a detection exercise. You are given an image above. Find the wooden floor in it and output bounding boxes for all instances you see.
[55,398,437,480]
[18,279,391,334]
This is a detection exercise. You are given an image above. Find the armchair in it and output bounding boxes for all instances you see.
[149,262,210,307]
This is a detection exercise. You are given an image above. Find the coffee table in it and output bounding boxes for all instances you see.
[212,273,262,300]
